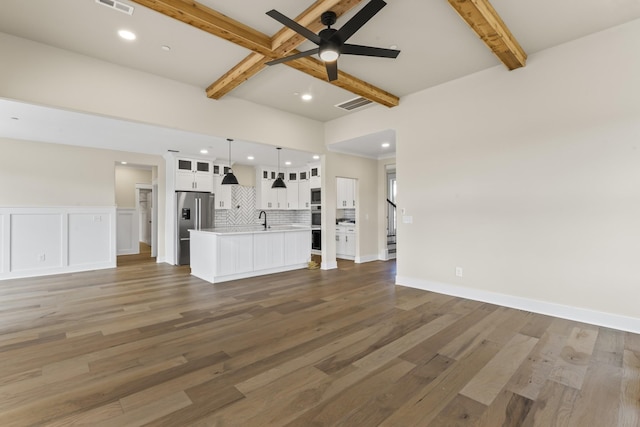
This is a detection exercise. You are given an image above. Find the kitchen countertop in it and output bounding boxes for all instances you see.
[191,224,311,235]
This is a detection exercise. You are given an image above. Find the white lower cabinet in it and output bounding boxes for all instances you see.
[254,232,285,271]
[336,226,356,259]
[285,230,312,264]
[216,234,253,276]
[190,229,311,283]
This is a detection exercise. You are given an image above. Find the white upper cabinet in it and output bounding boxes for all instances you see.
[298,169,311,209]
[175,158,213,192]
[212,163,232,210]
[256,166,279,210]
[309,163,321,189]
[337,177,356,208]
[286,170,299,209]
[255,166,310,210]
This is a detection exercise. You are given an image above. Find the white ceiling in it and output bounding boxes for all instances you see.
[1,0,639,162]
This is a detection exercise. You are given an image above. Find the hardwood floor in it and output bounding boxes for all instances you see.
[0,256,638,426]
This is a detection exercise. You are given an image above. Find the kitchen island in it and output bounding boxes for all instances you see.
[189,225,311,284]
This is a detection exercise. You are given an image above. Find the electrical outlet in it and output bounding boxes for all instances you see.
[455,267,463,277]
[38,253,46,262]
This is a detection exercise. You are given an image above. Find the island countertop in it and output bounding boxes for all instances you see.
[191,224,310,235]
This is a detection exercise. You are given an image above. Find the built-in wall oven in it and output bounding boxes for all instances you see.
[310,188,321,205]
[311,205,321,227]
[311,229,321,250]
[311,205,321,251]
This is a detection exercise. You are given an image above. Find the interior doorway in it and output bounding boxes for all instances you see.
[336,177,357,266]
[135,184,156,258]
[386,165,397,259]
[115,164,158,260]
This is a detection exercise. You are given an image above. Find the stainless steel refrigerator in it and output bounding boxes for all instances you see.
[176,191,215,265]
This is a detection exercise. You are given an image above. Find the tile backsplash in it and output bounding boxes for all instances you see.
[214,185,310,227]
[337,208,356,222]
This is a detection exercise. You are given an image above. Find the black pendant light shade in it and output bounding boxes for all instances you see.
[272,176,286,188]
[272,147,287,189]
[222,138,238,185]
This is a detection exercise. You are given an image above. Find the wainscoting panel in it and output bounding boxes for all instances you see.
[116,208,139,255]
[0,214,5,274]
[11,213,63,272]
[69,212,113,266]
[0,207,116,280]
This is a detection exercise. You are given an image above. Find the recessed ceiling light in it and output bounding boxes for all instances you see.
[390,44,398,50]
[200,149,208,154]
[121,161,127,165]
[161,45,171,51]
[301,93,313,101]
[285,161,292,166]
[118,29,136,41]
[381,142,390,148]
[313,155,320,160]
[247,156,255,160]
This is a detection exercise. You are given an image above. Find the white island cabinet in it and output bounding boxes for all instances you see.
[189,226,311,283]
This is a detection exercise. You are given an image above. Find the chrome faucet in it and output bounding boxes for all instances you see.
[259,210,267,230]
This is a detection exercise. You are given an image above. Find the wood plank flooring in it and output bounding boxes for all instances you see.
[0,253,638,426]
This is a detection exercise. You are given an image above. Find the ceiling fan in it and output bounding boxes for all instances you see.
[265,0,400,82]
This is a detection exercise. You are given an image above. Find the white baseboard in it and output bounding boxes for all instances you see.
[355,254,378,263]
[321,261,338,270]
[396,275,640,334]
[1,261,115,280]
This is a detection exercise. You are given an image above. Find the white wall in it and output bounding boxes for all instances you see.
[0,32,326,155]
[231,164,256,187]
[0,137,166,262]
[115,166,152,208]
[325,19,640,332]
[321,152,381,268]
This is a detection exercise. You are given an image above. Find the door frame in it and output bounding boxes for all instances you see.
[135,183,157,257]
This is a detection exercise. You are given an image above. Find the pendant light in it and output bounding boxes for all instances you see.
[272,147,287,189]
[221,138,239,185]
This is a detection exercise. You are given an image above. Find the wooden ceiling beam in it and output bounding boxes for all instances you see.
[447,0,527,70]
[208,0,362,100]
[287,56,399,107]
[133,0,400,107]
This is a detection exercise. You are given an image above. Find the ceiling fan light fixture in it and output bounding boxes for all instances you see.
[319,48,339,62]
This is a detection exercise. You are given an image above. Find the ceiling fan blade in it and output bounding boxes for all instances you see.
[265,48,319,66]
[266,10,322,45]
[326,60,338,81]
[341,44,400,58]
[332,0,386,43]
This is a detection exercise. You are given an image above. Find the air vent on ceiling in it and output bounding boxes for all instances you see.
[95,0,134,15]
[335,96,373,111]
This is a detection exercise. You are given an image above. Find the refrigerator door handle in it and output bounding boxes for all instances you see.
[195,198,200,230]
